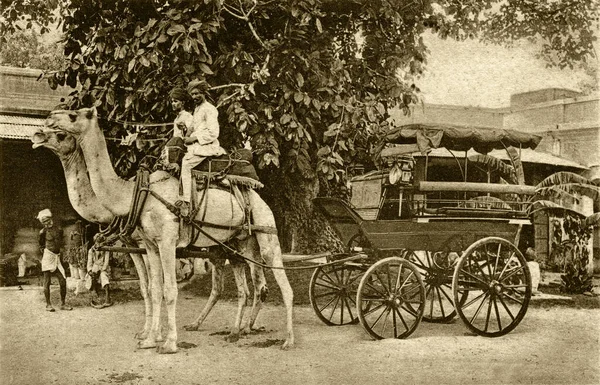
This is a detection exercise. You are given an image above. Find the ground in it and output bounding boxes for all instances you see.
[0,280,599,385]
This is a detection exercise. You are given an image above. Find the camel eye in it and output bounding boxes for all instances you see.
[69,112,78,122]
[56,132,67,141]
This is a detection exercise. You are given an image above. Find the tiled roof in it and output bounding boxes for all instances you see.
[425,148,588,169]
[0,114,44,140]
[382,145,588,169]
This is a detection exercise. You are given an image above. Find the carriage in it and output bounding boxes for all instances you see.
[309,123,540,339]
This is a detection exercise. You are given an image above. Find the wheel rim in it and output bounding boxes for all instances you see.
[453,237,531,337]
[309,264,364,326]
[406,250,464,323]
[357,257,425,339]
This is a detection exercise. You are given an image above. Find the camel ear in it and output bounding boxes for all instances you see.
[86,107,98,119]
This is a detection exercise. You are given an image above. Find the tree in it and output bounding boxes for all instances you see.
[0,0,58,44]
[13,0,599,252]
[0,29,65,70]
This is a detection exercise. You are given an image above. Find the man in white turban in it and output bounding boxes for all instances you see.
[178,79,226,217]
[37,209,72,312]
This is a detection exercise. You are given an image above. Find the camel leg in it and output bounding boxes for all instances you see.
[183,257,226,331]
[129,252,152,340]
[240,237,268,333]
[137,244,163,350]
[156,239,178,354]
[226,260,250,343]
[248,190,294,349]
[256,232,294,349]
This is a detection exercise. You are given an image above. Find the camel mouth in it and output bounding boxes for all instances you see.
[31,131,48,148]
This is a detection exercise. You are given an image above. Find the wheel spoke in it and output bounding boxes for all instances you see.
[314,281,341,291]
[342,296,355,322]
[394,306,409,333]
[469,292,490,324]
[497,294,515,321]
[484,295,494,332]
[361,301,386,317]
[373,271,391,295]
[462,290,487,311]
[501,291,525,305]
[313,290,338,299]
[459,268,488,286]
[400,303,419,317]
[365,280,387,298]
[327,296,344,323]
[438,284,454,304]
[493,298,502,331]
[372,305,391,330]
[435,286,447,319]
[318,293,338,314]
[499,265,526,283]
[318,270,340,287]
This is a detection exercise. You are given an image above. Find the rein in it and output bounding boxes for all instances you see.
[97,169,354,271]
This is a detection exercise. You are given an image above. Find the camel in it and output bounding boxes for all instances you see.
[31,128,155,339]
[42,107,294,353]
[31,127,272,344]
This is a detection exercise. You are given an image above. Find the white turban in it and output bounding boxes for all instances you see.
[37,209,52,222]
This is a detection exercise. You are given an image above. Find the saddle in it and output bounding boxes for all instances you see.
[165,137,263,189]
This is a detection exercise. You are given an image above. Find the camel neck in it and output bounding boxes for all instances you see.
[61,150,114,224]
[79,118,135,217]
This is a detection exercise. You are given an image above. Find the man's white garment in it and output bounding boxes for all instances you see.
[41,248,66,279]
[181,101,226,202]
[173,110,194,138]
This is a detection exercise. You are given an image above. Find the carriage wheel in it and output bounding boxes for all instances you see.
[452,237,531,337]
[347,232,370,252]
[309,263,365,326]
[405,250,466,323]
[357,257,425,339]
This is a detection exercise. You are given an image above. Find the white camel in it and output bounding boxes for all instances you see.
[32,128,273,344]
[43,107,294,353]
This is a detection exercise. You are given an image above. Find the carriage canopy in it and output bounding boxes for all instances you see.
[380,123,542,155]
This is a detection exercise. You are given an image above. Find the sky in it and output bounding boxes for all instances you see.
[415,31,596,108]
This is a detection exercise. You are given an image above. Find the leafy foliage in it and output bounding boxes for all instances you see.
[468,153,517,183]
[5,0,598,251]
[0,0,58,44]
[0,29,65,70]
[554,214,595,294]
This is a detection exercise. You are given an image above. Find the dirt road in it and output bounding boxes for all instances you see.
[1,286,598,385]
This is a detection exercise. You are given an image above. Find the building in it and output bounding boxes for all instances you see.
[0,66,72,258]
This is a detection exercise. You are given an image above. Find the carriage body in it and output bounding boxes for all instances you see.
[310,124,539,339]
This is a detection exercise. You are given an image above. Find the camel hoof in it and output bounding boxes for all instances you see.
[137,339,157,349]
[157,341,178,354]
[281,340,294,350]
[225,333,240,343]
[135,331,149,340]
[183,323,200,331]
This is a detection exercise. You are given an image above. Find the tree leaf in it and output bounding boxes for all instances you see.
[198,62,213,74]
[468,154,516,183]
[167,24,186,36]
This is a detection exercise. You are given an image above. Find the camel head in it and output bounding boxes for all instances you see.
[31,127,78,159]
[44,107,98,138]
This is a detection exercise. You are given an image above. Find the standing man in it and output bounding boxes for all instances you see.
[37,209,72,312]
[179,79,227,216]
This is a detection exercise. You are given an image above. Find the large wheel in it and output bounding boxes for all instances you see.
[309,263,365,326]
[452,237,532,337]
[405,250,465,323]
[357,257,425,339]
